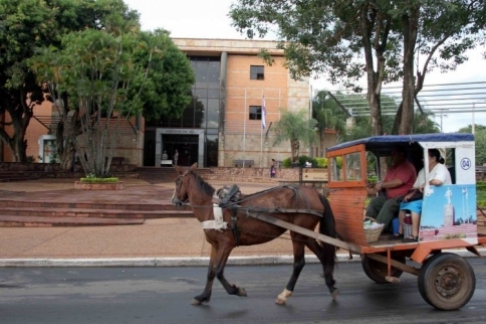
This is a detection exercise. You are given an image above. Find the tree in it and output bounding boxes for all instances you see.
[272,109,317,162]
[392,0,485,134]
[457,124,486,165]
[30,23,193,177]
[0,0,139,162]
[230,0,400,136]
[230,0,485,136]
[312,91,347,155]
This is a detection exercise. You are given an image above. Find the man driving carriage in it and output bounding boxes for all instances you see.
[364,146,417,230]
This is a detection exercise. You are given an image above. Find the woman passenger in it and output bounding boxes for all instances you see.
[391,149,451,242]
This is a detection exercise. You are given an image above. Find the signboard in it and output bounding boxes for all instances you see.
[302,168,328,182]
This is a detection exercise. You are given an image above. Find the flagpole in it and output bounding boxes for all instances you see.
[243,88,247,167]
[260,89,263,167]
[278,89,281,162]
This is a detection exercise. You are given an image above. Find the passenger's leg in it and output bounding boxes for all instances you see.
[365,196,387,219]
[411,212,420,238]
[397,210,406,235]
[375,197,400,229]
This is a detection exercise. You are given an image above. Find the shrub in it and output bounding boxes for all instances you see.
[316,157,327,168]
[80,177,119,183]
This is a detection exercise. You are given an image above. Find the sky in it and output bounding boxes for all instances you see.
[123,0,486,133]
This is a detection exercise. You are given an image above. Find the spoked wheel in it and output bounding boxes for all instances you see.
[418,253,476,310]
[362,254,405,284]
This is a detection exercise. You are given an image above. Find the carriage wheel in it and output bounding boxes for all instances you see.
[418,253,476,310]
[361,254,405,284]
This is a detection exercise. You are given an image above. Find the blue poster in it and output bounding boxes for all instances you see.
[420,185,477,243]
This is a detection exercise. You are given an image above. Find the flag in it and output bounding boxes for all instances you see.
[261,95,266,129]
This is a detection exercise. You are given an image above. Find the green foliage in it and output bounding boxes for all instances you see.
[456,126,486,166]
[282,158,292,168]
[272,109,317,162]
[0,0,140,162]
[28,12,193,177]
[80,177,119,183]
[282,155,320,168]
[230,0,484,136]
[477,181,486,191]
[315,157,327,168]
[297,155,318,166]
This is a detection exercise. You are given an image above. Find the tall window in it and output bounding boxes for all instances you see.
[249,106,262,120]
[250,65,264,80]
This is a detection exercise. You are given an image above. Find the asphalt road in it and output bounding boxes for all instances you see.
[0,258,485,324]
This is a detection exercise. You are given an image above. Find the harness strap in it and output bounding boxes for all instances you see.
[231,206,240,246]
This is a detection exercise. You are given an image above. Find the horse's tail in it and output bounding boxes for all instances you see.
[318,194,337,267]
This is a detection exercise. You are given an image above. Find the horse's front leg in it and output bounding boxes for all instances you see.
[192,245,218,305]
[215,243,247,298]
[276,234,306,305]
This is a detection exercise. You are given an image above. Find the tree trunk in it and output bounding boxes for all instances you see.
[399,6,420,135]
[291,139,300,162]
[360,3,390,136]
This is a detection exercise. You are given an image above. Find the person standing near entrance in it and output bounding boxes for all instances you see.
[173,149,179,166]
[270,159,276,178]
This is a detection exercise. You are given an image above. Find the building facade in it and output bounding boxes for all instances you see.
[145,38,312,168]
[2,38,323,167]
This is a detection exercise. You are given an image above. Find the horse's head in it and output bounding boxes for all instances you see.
[171,162,198,207]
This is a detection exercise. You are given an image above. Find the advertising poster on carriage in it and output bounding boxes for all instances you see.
[420,185,478,244]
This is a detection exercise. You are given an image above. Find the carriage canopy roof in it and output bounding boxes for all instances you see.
[326,133,475,153]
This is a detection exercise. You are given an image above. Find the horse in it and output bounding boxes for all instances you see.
[171,163,339,306]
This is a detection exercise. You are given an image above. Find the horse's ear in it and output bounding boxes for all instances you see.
[190,162,198,171]
[174,165,183,174]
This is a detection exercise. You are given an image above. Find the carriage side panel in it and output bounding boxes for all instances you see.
[328,187,369,246]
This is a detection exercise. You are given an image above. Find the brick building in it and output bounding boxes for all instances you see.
[1,38,337,167]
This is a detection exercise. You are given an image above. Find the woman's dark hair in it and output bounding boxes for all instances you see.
[429,149,445,164]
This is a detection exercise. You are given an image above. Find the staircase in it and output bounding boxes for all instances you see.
[0,171,38,182]
[0,185,193,227]
[136,166,212,183]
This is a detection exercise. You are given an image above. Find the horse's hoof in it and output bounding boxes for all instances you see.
[275,297,286,305]
[191,299,203,306]
[237,287,247,297]
[331,288,340,300]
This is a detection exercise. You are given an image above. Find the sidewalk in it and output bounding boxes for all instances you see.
[0,178,483,267]
[0,177,342,267]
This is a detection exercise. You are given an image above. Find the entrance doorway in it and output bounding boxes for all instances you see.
[162,134,199,166]
[155,128,205,167]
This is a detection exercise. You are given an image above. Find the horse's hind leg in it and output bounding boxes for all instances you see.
[214,244,247,298]
[276,235,306,305]
[192,245,218,305]
[305,239,339,299]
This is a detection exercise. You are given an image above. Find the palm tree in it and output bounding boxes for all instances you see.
[273,109,317,162]
[312,91,347,155]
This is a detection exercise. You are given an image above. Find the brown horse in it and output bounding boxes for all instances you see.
[171,163,339,305]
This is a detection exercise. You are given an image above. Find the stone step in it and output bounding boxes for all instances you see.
[0,215,145,227]
[0,200,191,211]
[0,207,193,219]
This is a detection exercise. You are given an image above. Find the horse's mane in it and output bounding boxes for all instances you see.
[192,172,215,196]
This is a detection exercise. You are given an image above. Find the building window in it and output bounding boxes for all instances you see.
[249,106,262,120]
[250,65,264,80]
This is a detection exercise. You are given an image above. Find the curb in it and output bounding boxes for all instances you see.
[0,249,482,267]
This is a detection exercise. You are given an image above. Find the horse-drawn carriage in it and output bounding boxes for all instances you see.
[172,133,485,310]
